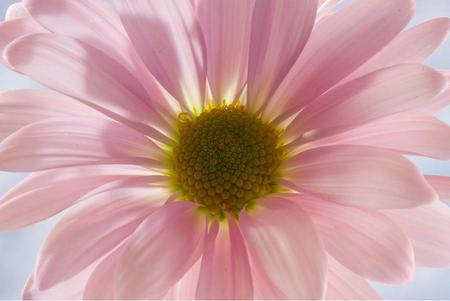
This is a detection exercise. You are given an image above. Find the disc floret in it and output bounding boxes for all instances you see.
[171,105,283,219]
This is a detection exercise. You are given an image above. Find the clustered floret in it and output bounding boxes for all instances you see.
[172,105,283,219]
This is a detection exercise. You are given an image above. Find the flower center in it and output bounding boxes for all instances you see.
[171,105,283,219]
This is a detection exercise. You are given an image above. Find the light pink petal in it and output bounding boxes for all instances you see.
[35,179,169,289]
[309,113,450,160]
[5,2,31,20]
[426,175,450,200]
[285,64,446,143]
[164,259,201,300]
[197,0,254,104]
[0,17,46,65]
[0,117,164,172]
[265,0,415,119]
[316,0,342,22]
[239,197,327,299]
[116,202,207,299]
[0,89,105,141]
[247,0,317,112]
[115,0,206,110]
[326,256,380,300]
[300,196,414,283]
[347,18,450,83]
[426,88,450,113]
[384,202,450,268]
[4,33,169,136]
[83,244,127,300]
[23,265,95,300]
[285,145,437,209]
[196,219,253,299]
[0,165,155,231]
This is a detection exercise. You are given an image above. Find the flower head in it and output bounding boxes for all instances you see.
[0,0,449,299]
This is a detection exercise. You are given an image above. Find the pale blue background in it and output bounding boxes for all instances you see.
[0,0,449,299]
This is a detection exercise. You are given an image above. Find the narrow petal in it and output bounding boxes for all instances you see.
[265,0,415,119]
[426,88,450,113]
[116,202,207,299]
[35,179,168,289]
[247,0,317,111]
[4,33,168,135]
[0,165,155,231]
[0,17,46,65]
[426,175,450,200]
[239,197,327,299]
[196,219,253,299]
[83,244,127,300]
[0,117,164,172]
[347,18,450,83]
[384,202,450,268]
[197,0,254,104]
[308,113,450,160]
[115,0,206,110]
[164,259,201,300]
[300,196,415,283]
[326,256,380,300]
[285,145,437,209]
[0,89,104,141]
[285,64,446,143]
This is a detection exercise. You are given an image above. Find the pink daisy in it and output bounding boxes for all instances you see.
[1,0,450,299]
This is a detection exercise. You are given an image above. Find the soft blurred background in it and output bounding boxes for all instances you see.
[0,0,449,299]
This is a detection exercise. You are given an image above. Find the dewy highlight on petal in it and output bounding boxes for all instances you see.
[0,0,449,300]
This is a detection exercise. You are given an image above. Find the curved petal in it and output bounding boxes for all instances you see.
[426,175,450,200]
[196,219,253,299]
[115,202,207,299]
[427,88,450,113]
[0,165,154,232]
[326,256,380,300]
[0,17,46,65]
[197,0,254,104]
[265,0,415,119]
[248,0,317,112]
[300,196,415,283]
[6,2,31,20]
[239,197,327,299]
[285,64,446,144]
[346,17,450,83]
[0,117,164,172]
[308,113,450,160]
[285,145,437,209]
[0,89,105,141]
[164,259,201,300]
[384,202,450,268]
[35,179,169,289]
[115,0,206,110]
[4,33,169,136]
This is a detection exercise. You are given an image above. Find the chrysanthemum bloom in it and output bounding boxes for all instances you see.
[0,0,450,299]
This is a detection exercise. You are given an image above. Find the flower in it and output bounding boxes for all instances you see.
[0,0,450,299]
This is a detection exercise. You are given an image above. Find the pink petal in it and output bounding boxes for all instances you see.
[300,196,415,283]
[0,117,164,172]
[247,0,317,112]
[83,244,127,300]
[4,33,169,136]
[35,179,168,290]
[426,175,450,200]
[164,259,201,300]
[285,64,446,143]
[239,197,327,299]
[115,202,207,299]
[197,0,254,104]
[0,17,46,65]
[115,0,206,110]
[326,256,380,300]
[265,0,415,119]
[308,113,450,160]
[5,2,30,20]
[384,202,450,268]
[196,219,253,299]
[0,89,105,141]
[0,165,154,231]
[285,145,437,209]
[426,88,450,113]
[316,0,342,22]
[346,18,450,83]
